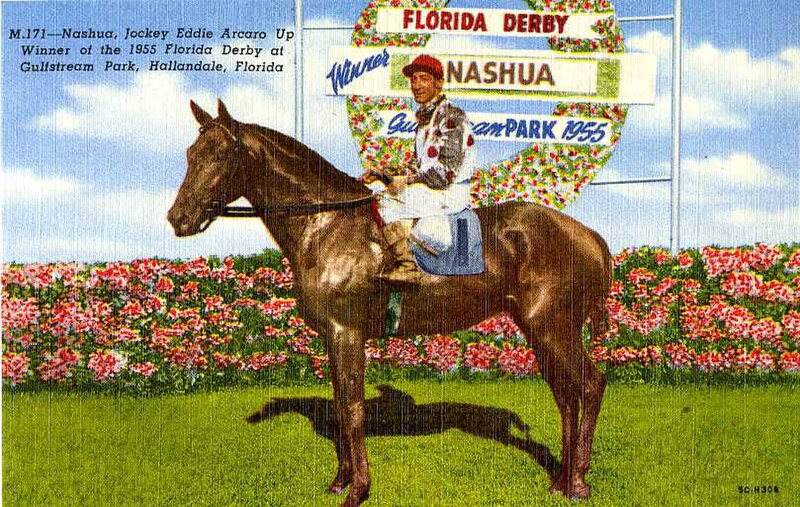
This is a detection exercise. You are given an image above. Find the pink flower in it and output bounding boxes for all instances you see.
[116,327,141,343]
[260,298,296,318]
[610,346,638,364]
[626,268,656,285]
[677,252,694,269]
[653,250,671,265]
[748,318,783,348]
[386,338,422,366]
[119,300,145,319]
[498,344,538,376]
[287,334,314,355]
[664,342,693,369]
[2,297,40,332]
[782,311,800,343]
[464,342,500,371]
[424,335,461,374]
[471,313,523,341]
[87,350,126,381]
[364,340,383,362]
[164,344,207,370]
[746,243,783,271]
[155,276,175,293]
[311,355,329,379]
[608,281,624,296]
[3,352,31,385]
[779,351,800,373]
[37,347,82,382]
[747,348,776,371]
[695,351,729,372]
[130,362,157,377]
[652,277,677,296]
[786,250,800,272]
[721,272,763,299]
[212,352,243,370]
[203,295,225,313]
[246,352,289,371]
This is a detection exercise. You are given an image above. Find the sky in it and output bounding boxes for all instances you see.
[1,0,798,263]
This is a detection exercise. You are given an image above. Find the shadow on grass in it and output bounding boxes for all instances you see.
[247,384,559,480]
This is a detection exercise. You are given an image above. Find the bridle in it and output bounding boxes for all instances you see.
[196,119,374,233]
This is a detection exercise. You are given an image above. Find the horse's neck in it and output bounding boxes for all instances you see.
[242,126,373,264]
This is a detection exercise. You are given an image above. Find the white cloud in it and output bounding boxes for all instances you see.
[603,152,785,203]
[719,206,800,228]
[2,169,81,202]
[624,32,800,137]
[627,31,800,106]
[626,93,748,133]
[29,71,298,154]
[574,152,797,249]
[683,152,783,188]
[31,73,215,154]
[2,174,277,264]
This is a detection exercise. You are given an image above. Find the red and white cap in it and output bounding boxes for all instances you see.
[402,54,444,80]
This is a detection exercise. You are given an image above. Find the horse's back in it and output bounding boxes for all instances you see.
[474,200,610,273]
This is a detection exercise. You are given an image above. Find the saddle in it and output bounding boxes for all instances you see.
[378,208,485,337]
[409,209,485,275]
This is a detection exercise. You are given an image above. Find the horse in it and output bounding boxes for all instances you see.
[168,99,612,507]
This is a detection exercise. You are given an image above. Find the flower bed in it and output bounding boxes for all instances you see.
[3,244,799,393]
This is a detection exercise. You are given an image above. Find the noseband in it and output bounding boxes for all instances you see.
[198,120,374,232]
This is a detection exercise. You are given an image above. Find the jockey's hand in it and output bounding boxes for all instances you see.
[386,176,408,196]
[358,169,381,184]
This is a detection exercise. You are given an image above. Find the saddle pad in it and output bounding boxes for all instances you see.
[410,208,485,275]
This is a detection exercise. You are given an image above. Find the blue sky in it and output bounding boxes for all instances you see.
[2,0,798,263]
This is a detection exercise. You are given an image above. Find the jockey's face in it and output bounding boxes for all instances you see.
[410,71,443,106]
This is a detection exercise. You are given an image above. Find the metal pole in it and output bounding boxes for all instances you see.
[294,0,304,142]
[670,0,682,254]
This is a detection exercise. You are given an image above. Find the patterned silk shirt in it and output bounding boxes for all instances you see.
[413,95,477,189]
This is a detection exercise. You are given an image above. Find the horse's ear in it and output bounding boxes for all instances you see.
[217,99,234,126]
[190,100,212,126]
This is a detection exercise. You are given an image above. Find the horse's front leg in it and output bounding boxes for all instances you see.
[327,326,370,507]
[326,343,351,495]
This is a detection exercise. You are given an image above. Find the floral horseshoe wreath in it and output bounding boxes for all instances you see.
[348,0,627,209]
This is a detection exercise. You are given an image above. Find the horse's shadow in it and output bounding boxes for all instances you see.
[247,384,559,480]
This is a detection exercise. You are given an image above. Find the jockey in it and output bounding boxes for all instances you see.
[366,54,477,285]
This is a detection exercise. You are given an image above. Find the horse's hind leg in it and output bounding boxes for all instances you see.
[326,327,371,507]
[575,354,606,481]
[513,298,597,499]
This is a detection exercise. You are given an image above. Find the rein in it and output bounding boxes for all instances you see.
[206,195,375,218]
[197,119,374,232]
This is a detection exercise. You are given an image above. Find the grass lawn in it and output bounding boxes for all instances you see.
[3,380,798,506]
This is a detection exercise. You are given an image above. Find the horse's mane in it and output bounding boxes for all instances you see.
[243,122,371,199]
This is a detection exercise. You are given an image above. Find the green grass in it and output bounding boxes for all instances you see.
[4,381,798,506]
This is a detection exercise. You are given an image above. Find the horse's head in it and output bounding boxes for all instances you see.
[168,99,247,237]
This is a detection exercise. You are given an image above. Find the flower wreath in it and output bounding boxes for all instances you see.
[348,0,627,209]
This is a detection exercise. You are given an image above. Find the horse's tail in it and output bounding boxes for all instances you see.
[587,230,612,346]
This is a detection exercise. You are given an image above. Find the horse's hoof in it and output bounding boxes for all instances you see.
[328,475,350,495]
[549,480,591,500]
[549,481,568,497]
[340,490,369,507]
[570,481,591,499]
[328,482,346,495]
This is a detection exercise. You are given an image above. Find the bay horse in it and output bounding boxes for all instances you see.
[168,100,611,507]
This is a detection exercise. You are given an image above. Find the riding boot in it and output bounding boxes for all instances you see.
[379,220,421,285]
